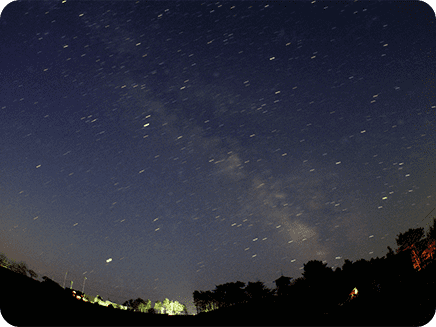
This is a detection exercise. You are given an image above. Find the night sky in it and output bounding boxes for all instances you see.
[1,0,435,314]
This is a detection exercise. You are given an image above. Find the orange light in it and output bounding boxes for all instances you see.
[420,240,435,269]
[399,240,436,271]
[410,247,422,270]
[349,287,358,299]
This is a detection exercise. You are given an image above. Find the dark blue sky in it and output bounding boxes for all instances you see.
[1,0,435,314]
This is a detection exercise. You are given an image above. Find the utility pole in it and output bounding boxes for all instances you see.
[82,277,87,294]
[63,271,68,288]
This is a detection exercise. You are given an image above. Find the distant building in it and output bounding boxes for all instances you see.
[274,275,292,297]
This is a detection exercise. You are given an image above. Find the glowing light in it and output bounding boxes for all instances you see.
[410,240,436,270]
[349,287,358,299]
[106,258,112,263]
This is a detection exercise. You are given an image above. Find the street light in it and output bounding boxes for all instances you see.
[82,277,87,294]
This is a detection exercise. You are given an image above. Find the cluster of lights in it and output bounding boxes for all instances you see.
[71,290,88,302]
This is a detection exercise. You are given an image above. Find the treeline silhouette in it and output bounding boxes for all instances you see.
[0,216,435,325]
[193,281,274,313]
[191,216,436,325]
[0,252,38,279]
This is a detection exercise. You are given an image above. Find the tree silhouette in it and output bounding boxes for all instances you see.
[302,260,333,282]
[122,298,135,310]
[226,281,246,306]
[395,227,424,252]
[193,290,202,313]
[204,290,218,311]
[147,307,157,314]
[194,280,276,313]
[162,299,185,315]
[420,239,436,269]
[154,300,164,314]
[92,294,108,306]
[181,303,188,315]
[212,285,226,308]
[302,260,335,309]
[342,259,353,272]
[9,261,24,275]
[193,290,215,313]
[162,298,171,314]
[287,276,307,298]
[386,246,395,258]
[133,298,151,312]
[173,301,185,315]
[213,281,246,308]
[427,218,436,240]
[27,269,38,279]
[121,298,150,312]
[0,253,9,268]
[84,294,95,303]
[244,281,272,302]
[0,254,37,279]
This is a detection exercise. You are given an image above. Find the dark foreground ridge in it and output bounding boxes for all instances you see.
[1,262,435,326]
[0,265,188,326]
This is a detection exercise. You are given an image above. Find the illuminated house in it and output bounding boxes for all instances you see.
[349,287,358,300]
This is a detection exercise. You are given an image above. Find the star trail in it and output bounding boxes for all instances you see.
[0,0,435,314]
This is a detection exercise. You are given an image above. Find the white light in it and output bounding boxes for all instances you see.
[106,258,112,263]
